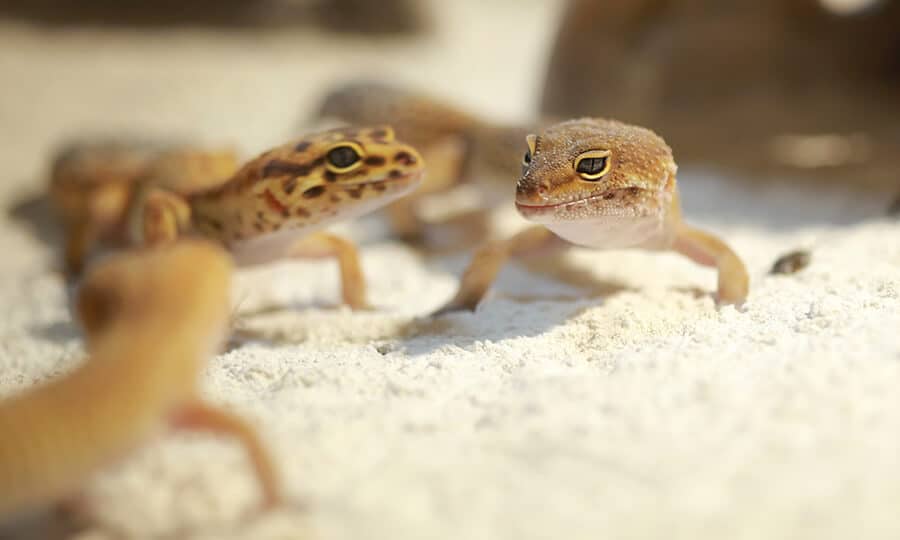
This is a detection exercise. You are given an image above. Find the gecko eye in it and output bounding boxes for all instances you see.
[523,134,537,175]
[574,150,612,180]
[522,149,532,174]
[325,142,364,173]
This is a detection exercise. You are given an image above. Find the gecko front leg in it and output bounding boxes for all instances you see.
[432,226,561,315]
[139,189,192,246]
[288,232,370,310]
[671,222,749,305]
[170,400,281,509]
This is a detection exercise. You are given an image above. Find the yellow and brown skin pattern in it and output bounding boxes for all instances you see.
[139,126,425,309]
[0,240,280,522]
[317,81,535,243]
[48,140,238,277]
[434,118,749,314]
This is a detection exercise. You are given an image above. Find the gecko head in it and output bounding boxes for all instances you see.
[515,118,677,224]
[253,125,425,225]
[76,240,233,351]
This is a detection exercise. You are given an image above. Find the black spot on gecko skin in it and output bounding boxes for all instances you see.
[345,169,369,181]
[283,177,298,195]
[296,207,311,218]
[330,194,341,203]
[324,170,337,183]
[394,151,417,165]
[372,182,387,192]
[364,155,386,167]
[388,169,404,179]
[303,186,326,199]
[345,186,364,199]
[370,128,389,140]
[294,141,311,152]
[263,159,314,178]
[603,192,616,200]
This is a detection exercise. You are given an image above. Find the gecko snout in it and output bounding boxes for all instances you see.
[516,179,551,203]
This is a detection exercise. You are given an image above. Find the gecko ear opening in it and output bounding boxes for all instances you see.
[574,150,612,180]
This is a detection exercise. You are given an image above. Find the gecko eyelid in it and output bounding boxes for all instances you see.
[574,150,612,180]
[525,134,537,155]
[523,134,538,175]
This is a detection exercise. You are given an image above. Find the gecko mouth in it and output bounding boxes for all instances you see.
[515,188,641,219]
[517,181,674,225]
[515,170,673,223]
[335,170,424,198]
[352,170,424,189]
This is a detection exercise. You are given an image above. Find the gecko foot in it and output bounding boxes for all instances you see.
[430,302,474,317]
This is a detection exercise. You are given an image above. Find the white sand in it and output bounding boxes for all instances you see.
[2,1,900,538]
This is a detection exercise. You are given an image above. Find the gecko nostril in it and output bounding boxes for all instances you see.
[516,180,549,202]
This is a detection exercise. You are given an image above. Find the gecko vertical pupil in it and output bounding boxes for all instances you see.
[327,145,360,169]
[576,156,607,175]
[523,150,531,165]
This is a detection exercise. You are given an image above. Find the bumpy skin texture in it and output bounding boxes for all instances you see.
[49,140,238,276]
[515,118,677,232]
[0,240,280,522]
[317,81,534,242]
[434,118,749,314]
[137,126,424,308]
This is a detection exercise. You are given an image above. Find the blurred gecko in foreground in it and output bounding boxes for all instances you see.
[0,240,280,522]
[434,118,749,314]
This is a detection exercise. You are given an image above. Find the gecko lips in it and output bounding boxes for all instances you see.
[515,186,666,223]
[364,169,425,198]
